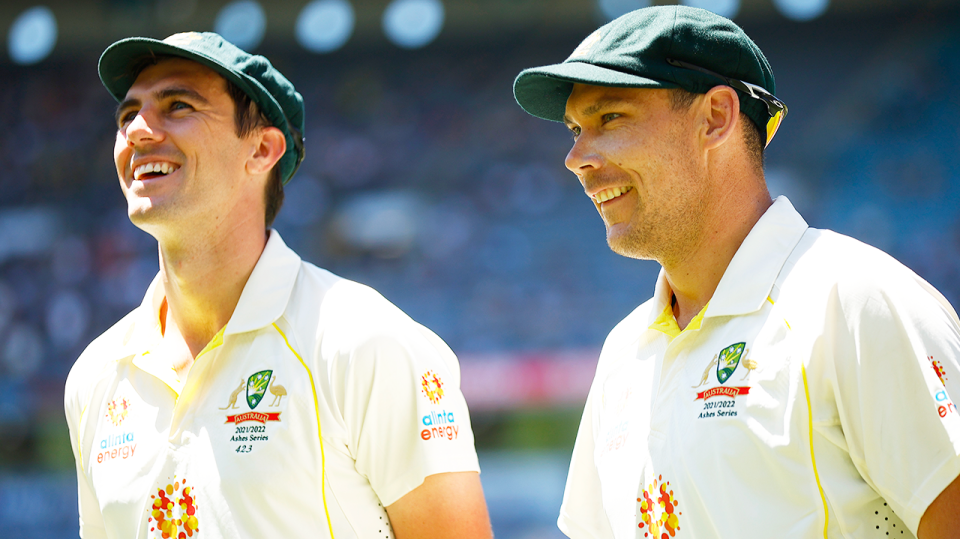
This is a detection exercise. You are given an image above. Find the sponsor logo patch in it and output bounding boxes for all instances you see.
[148,477,199,538]
[421,370,444,404]
[637,474,681,538]
[930,355,948,386]
[97,395,137,465]
[106,397,130,426]
[420,409,459,441]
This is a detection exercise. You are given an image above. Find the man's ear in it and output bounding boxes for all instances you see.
[247,126,287,176]
[700,85,740,151]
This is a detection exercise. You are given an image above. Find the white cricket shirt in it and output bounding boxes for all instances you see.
[65,231,480,539]
[559,197,960,539]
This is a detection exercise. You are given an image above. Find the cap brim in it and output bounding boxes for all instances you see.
[513,61,678,122]
[99,37,258,104]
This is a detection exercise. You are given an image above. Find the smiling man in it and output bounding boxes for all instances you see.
[64,33,492,539]
[513,6,960,539]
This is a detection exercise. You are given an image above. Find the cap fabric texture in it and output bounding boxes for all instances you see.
[513,6,776,136]
[99,32,304,185]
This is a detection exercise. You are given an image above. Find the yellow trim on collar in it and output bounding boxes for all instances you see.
[649,301,708,339]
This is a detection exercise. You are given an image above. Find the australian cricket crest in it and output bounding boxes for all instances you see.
[717,342,745,384]
[246,370,273,409]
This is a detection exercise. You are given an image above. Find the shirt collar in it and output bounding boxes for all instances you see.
[124,230,301,352]
[645,196,808,327]
[223,230,301,335]
[706,196,807,317]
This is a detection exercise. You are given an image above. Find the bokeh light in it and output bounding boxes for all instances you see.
[597,0,652,21]
[681,0,740,19]
[773,0,830,21]
[213,0,267,51]
[7,6,58,65]
[382,0,445,49]
[296,0,355,53]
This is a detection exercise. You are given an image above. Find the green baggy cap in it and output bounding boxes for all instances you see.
[99,32,305,184]
[514,6,780,144]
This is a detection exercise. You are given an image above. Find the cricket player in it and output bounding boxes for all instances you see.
[513,6,960,538]
[64,32,492,538]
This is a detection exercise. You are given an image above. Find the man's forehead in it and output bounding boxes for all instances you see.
[564,84,663,120]
[126,57,226,97]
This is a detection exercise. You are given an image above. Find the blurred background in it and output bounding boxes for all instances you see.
[0,0,959,537]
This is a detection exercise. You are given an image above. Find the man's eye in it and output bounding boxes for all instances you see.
[170,101,191,111]
[118,112,137,128]
[569,126,581,139]
[601,113,621,123]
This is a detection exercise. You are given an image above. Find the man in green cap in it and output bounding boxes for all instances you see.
[514,6,960,538]
[64,32,492,539]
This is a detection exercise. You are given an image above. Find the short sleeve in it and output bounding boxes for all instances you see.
[830,275,960,533]
[558,373,615,539]
[340,322,480,506]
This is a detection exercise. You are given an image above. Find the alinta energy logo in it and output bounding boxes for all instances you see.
[148,477,199,539]
[929,356,956,418]
[98,396,136,465]
[420,370,444,405]
[930,356,948,386]
[637,474,681,538]
[106,397,130,426]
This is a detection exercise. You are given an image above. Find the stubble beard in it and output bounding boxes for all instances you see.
[604,185,709,267]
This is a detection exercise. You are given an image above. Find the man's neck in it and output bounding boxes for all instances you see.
[665,193,772,330]
[157,225,269,370]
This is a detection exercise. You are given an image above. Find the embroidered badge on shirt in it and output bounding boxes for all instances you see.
[246,370,273,409]
[694,343,753,419]
[637,474,681,538]
[717,342,745,384]
[148,477,199,538]
[224,370,284,454]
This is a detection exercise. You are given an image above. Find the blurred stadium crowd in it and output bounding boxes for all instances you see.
[0,2,959,537]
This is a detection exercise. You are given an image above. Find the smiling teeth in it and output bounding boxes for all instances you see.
[133,162,180,180]
[593,186,632,203]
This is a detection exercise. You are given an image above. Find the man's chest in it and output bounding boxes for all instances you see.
[592,311,815,536]
[86,332,330,537]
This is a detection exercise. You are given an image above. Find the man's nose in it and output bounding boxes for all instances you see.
[564,134,601,174]
[124,109,164,146]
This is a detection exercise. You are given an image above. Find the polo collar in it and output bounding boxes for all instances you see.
[120,230,301,355]
[223,230,301,335]
[707,196,807,317]
[645,196,808,327]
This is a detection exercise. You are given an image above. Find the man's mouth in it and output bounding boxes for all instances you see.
[133,162,180,181]
[593,186,633,204]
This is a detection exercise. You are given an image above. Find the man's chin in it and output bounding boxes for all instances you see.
[605,226,653,261]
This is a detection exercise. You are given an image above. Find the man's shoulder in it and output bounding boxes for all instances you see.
[787,227,924,291]
[65,307,142,409]
[595,298,659,367]
[288,261,437,349]
[781,227,955,320]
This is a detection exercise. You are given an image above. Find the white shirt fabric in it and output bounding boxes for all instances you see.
[559,197,960,539]
[64,231,480,539]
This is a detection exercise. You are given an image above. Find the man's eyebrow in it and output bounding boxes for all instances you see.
[564,97,631,125]
[113,87,211,126]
